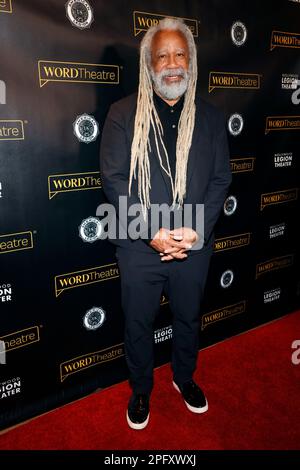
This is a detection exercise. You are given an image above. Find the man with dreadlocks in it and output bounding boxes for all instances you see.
[100,17,232,430]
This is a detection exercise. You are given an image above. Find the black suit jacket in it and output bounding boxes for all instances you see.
[100,92,232,254]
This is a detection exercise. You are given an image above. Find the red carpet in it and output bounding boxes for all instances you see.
[1,311,300,450]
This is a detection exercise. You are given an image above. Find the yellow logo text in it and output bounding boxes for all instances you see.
[48,171,101,199]
[0,120,25,140]
[214,233,251,252]
[230,158,255,173]
[270,31,300,50]
[55,263,119,297]
[0,326,40,352]
[209,71,261,93]
[256,254,294,279]
[38,60,119,87]
[60,343,124,382]
[260,188,298,210]
[265,116,300,134]
[133,11,198,37]
[0,0,12,13]
[0,231,33,255]
[202,301,246,330]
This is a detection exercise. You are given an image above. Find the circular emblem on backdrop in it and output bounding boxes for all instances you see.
[73,114,99,143]
[228,113,243,136]
[231,21,247,46]
[83,307,106,331]
[79,217,103,243]
[220,270,234,289]
[65,0,94,29]
[224,195,238,216]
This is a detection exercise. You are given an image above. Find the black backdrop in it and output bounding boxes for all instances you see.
[0,0,299,431]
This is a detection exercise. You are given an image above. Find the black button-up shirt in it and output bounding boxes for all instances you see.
[141,92,184,244]
[153,91,184,182]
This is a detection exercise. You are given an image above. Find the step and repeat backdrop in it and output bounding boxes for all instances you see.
[0,0,299,430]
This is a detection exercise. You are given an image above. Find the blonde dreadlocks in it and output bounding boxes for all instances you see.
[129,18,198,217]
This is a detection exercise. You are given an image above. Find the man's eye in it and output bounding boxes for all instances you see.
[159,55,166,59]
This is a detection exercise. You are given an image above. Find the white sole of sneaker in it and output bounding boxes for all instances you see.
[173,381,208,414]
[126,411,150,430]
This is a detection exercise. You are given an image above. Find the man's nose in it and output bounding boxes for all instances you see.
[166,54,179,68]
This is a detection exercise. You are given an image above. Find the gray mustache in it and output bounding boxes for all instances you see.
[160,68,186,78]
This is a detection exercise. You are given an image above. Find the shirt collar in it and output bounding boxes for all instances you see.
[153,90,184,112]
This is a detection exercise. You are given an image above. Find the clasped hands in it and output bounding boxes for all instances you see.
[149,227,198,261]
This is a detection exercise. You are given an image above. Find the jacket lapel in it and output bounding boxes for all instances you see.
[185,141,198,196]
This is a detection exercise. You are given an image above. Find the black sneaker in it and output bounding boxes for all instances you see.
[173,380,208,413]
[126,393,150,430]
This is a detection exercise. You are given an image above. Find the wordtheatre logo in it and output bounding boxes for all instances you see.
[48,171,101,200]
[0,377,21,400]
[60,343,124,382]
[256,254,294,279]
[274,152,293,168]
[220,270,234,289]
[201,301,246,330]
[133,11,199,37]
[231,21,247,46]
[209,72,261,93]
[224,195,238,216]
[270,30,300,51]
[231,157,255,174]
[73,114,99,143]
[0,231,34,255]
[264,287,281,304]
[154,325,172,344]
[0,283,12,303]
[79,217,103,243]
[228,113,243,136]
[38,60,119,88]
[65,0,93,29]
[83,307,106,331]
[260,188,298,210]
[54,263,119,297]
[0,120,25,140]
[0,80,6,104]
[0,0,12,13]
[269,223,285,239]
[0,326,40,355]
[265,116,300,133]
[214,233,251,252]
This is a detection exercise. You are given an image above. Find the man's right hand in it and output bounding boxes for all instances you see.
[149,228,191,261]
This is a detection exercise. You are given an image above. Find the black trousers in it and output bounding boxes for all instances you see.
[115,246,212,395]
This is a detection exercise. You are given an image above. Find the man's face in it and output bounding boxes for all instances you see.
[150,29,190,101]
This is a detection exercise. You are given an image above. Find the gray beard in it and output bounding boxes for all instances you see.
[150,67,189,100]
